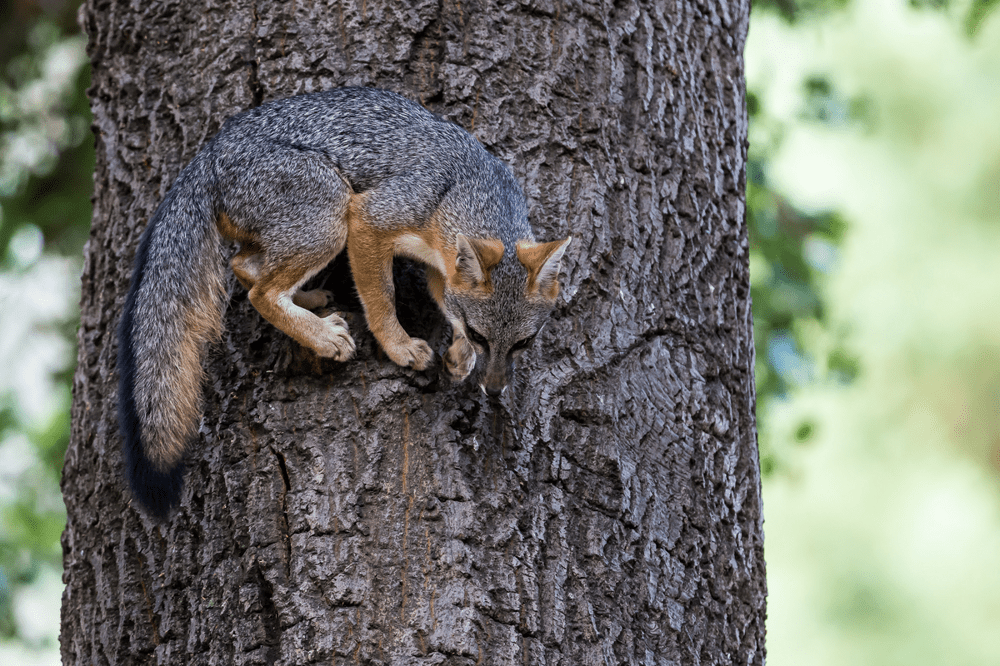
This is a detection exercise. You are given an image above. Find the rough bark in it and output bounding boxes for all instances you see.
[62,1,763,664]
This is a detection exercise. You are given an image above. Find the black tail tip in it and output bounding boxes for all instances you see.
[126,457,185,519]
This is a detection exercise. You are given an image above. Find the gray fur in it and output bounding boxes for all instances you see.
[211,87,532,243]
[121,87,566,515]
[200,87,553,391]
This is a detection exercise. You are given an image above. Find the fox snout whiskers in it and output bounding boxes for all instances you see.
[479,382,508,398]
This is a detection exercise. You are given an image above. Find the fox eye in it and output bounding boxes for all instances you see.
[465,323,489,349]
[510,333,537,353]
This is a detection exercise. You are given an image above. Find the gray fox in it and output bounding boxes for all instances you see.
[118,87,571,517]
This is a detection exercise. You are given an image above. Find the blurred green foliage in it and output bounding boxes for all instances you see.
[966,0,1000,33]
[747,24,862,474]
[749,0,999,474]
[750,0,1000,664]
[0,3,92,262]
[0,0,90,652]
[747,91,855,434]
[758,0,1000,31]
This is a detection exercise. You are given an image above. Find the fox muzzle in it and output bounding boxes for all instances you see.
[480,354,514,398]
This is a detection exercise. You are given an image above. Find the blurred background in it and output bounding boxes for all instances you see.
[0,0,997,663]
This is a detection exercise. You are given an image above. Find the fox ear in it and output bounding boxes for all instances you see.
[454,234,505,287]
[517,236,572,301]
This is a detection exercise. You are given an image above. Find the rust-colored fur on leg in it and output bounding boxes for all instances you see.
[347,196,433,370]
[231,245,333,311]
[224,210,351,357]
[248,255,355,360]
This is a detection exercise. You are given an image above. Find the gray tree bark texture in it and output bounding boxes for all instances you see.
[62,0,763,664]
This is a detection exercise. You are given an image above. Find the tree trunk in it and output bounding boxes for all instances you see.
[63,0,763,664]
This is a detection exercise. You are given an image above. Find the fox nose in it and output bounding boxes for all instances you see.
[481,356,511,398]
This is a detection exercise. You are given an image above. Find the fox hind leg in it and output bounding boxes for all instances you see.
[231,246,263,290]
[217,147,355,359]
[248,213,353,360]
[249,251,355,361]
[232,247,332,311]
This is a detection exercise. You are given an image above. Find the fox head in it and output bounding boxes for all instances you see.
[443,233,572,397]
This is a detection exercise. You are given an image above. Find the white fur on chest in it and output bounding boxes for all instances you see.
[394,233,447,275]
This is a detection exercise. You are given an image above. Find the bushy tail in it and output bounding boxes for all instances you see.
[117,154,226,518]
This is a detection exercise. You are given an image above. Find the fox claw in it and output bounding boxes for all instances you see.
[387,337,433,371]
[314,314,355,361]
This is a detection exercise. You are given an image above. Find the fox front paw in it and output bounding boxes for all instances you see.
[385,337,434,371]
[293,288,334,310]
[313,314,355,361]
[444,336,476,381]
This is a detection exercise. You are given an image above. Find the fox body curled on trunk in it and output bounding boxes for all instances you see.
[118,87,572,518]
